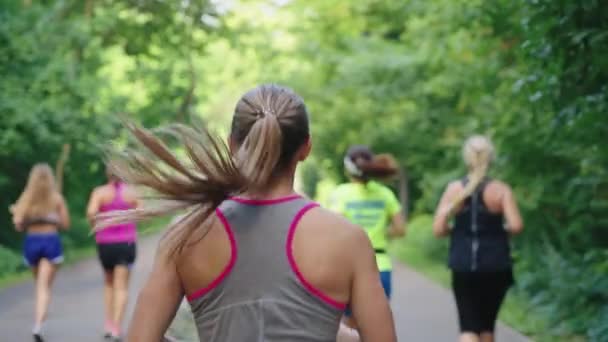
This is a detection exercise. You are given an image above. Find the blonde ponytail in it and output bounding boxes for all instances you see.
[450,135,495,213]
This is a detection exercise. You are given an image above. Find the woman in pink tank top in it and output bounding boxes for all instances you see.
[86,166,138,341]
[99,84,397,342]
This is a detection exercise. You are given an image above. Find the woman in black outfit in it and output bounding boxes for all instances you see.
[433,135,523,342]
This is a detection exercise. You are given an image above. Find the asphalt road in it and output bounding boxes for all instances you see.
[0,235,530,341]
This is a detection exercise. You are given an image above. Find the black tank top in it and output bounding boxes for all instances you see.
[449,178,512,272]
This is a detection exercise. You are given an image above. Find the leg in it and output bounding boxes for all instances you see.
[103,269,115,334]
[111,265,130,337]
[479,271,512,342]
[480,332,494,342]
[34,259,58,330]
[452,272,482,342]
[459,333,481,342]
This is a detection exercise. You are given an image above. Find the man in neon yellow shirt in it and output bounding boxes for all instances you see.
[328,146,406,326]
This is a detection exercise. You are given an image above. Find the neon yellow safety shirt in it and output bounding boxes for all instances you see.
[327,181,401,271]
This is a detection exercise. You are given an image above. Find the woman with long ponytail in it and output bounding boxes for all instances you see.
[10,163,70,342]
[328,145,406,329]
[433,135,523,342]
[99,84,397,342]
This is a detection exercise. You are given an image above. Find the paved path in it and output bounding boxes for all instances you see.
[391,263,530,341]
[0,236,158,342]
[0,235,530,341]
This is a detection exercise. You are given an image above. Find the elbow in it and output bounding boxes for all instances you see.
[509,222,523,235]
[62,218,71,230]
[398,228,406,238]
[432,224,447,238]
[391,225,406,238]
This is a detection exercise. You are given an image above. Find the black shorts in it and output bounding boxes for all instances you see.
[452,270,513,334]
[97,242,136,271]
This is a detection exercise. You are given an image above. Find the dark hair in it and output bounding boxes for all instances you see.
[345,145,400,181]
[100,84,310,256]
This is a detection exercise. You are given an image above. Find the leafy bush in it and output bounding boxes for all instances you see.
[0,244,24,277]
[516,247,608,340]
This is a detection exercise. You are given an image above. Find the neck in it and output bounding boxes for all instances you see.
[243,173,296,199]
[467,169,486,179]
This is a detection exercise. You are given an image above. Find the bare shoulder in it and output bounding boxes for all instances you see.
[486,179,512,194]
[93,184,110,196]
[445,180,463,194]
[121,184,139,201]
[301,206,371,249]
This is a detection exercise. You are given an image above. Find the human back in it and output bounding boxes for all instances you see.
[448,178,515,272]
[103,84,396,341]
[330,181,400,249]
[181,196,369,341]
[92,180,138,244]
[9,163,70,341]
[11,163,69,234]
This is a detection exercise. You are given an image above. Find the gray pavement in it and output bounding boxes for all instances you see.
[0,235,530,341]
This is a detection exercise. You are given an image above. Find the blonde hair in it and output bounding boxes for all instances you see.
[100,84,310,256]
[451,135,495,210]
[13,164,59,220]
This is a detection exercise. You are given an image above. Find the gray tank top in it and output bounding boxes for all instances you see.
[188,195,345,342]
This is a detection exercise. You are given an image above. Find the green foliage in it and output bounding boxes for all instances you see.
[274,0,607,339]
[0,0,219,251]
[0,0,605,339]
[0,245,24,278]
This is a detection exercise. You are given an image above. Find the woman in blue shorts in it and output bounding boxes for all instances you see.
[10,164,70,342]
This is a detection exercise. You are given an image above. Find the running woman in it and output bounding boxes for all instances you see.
[10,164,70,342]
[98,84,397,341]
[86,166,139,341]
[328,146,406,328]
[433,135,523,342]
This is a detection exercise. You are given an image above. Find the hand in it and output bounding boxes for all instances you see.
[337,322,360,342]
[13,218,23,232]
[440,203,454,218]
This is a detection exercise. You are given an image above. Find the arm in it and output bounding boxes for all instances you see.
[12,209,24,232]
[349,230,397,342]
[385,188,405,238]
[432,182,459,238]
[388,212,406,238]
[11,200,25,231]
[86,189,100,227]
[128,240,184,341]
[336,322,360,342]
[126,186,140,209]
[327,189,345,215]
[57,195,70,230]
[501,186,523,235]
